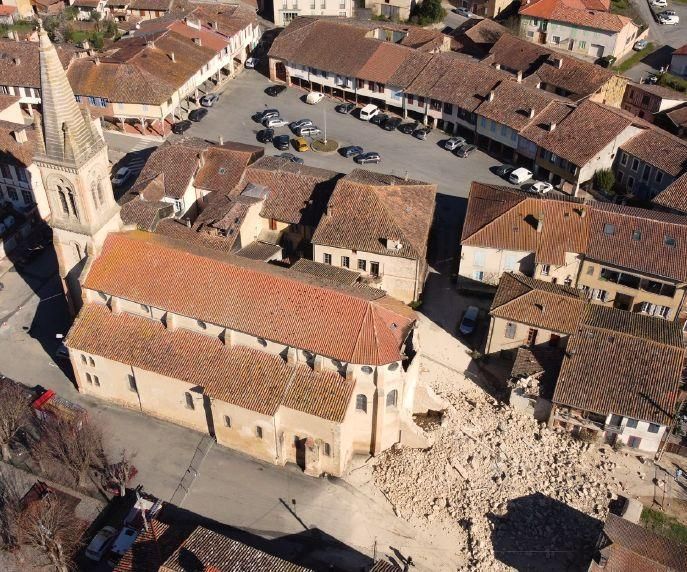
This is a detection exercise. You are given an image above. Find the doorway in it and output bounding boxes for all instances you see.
[294,436,306,471]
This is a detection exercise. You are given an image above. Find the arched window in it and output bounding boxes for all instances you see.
[91,182,99,209]
[355,394,367,413]
[386,389,398,408]
[68,190,79,220]
[97,178,106,206]
[57,187,69,214]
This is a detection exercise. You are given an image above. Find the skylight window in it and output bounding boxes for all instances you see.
[603,223,615,235]
[218,167,227,175]
[664,235,676,247]
[632,230,641,241]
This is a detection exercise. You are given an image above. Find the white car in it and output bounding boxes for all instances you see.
[508,167,533,185]
[528,181,554,194]
[111,167,131,187]
[659,13,679,24]
[245,57,258,68]
[85,526,117,561]
[649,0,667,7]
[445,137,466,151]
[263,116,289,128]
[306,91,325,105]
[454,7,474,16]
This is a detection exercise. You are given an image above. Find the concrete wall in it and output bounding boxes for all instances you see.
[312,243,422,302]
[459,245,535,286]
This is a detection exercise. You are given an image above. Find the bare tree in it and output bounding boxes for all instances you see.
[103,449,135,497]
[35,416,104,489]
[0,380,31,462]
[0,467,22,550]
[17,491,82,572]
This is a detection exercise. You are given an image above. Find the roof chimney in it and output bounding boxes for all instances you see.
[557,57,563,69]
[487,90,495,102]
[13,57,20,65]
[12,128,27,144]
[94,56,100,65]
[218,135,224,145]
[494,63,501,70]
[528,107,535,119]
[212,21,218,30]
[537,213,544,233]
[547,122,557,131]
[169,52,175,62]
[193,37,202,46]
[516,70,523,83]
[147,40,155,48]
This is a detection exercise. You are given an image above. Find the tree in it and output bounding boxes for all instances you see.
[593,168,616,195]
[0,380,30,462]
[34,416,104,488]
[102,449,135,497]
[17,491,82,572]
[0,467,22,550]
[409,0,446,24]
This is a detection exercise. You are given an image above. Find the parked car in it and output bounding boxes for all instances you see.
[265,85,286,97]
[528,181,554,194]
[658,11,679,23]
[454,143,477,157]
[306,91,325,104]
[172,120,192,134]
[200,93,219,107]
[342,145,363,158]
[294,137,310,152]
[494,164,515,178]
[645,73,659,84]
[85,526,118,561]
[444,137,466,151]
[55,342,69,361]
[649,0,667,7]
[273,134,291,150]
[107,526,140,566]
[509,167,533,184]
[370,113,388,127]
[188,108,208,122]
[298,125,321,137]
[595,55,617,68]
[398,121,419,134]
[382,117,402,131]
[279,152,304,164]
[255,109,279,122]
[459,306,479,336]
[633,39,649,51]
[257,128,274,143]
[263,116,288,128]
[413,127,431,140]
[359,103,380,121]
[245,57,258,68]
[290,119,313,132]
[336,102,356,114]
[354,152,381,164]
[111,166,132,187]
[455,7,473,16]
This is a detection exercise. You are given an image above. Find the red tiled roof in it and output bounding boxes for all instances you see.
[653,172,687,214]
[553,305,683,425]
[520,0,632,32]
[620,128,687,177]
[194,143,263,194]
[81,231,415,365]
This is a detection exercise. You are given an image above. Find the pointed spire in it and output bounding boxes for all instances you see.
[38,24,103,165]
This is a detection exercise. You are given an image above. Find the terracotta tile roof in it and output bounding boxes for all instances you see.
[128,0,174,11]
[654,172,687,214]
[553,305,683,425]
[357,41,411,84]
[0,120,37,167]
[312,170,435,260]
[455,17,508,47]
[240,156,339,226]
[188,4,257,38]
[0,5,17,14]
[594,513,687,572]
[67,304,356,421]
[461,182,588,266]
[620,128,687,177]
[120,197,175,231]
[82,231,416,365]
[0,39,78,89]
[631,82,687,102]
[160,526,312,572]
[475,80,559,131]
[290,258,361,285]
[491,272,585,334]
[406,51,507,111]
[520,0,633,32]
[154,218,239,253]
[586,202,687,282]
[510,345,564,397]
[667,104,687,129]
[521,100,636,167]
[194,143,263,194]
[234,241,282,260]
[0,93,19,112]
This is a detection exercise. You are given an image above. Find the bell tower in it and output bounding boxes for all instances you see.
[34,25,122,314]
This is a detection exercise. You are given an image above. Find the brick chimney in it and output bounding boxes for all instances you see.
[487,90,495,102]
[169,52,175,62]
[548,122,557,131]
[12,128,27,143]
[516,70,523,83]
[528,107,535,119]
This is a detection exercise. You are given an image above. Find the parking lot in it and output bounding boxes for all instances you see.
[180,69,513,200]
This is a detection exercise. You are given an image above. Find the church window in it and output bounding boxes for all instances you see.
[197,319,207,330]
[91,184,99,209]
[58,188,69,214]
[386,389,398,408]
[68,191,79,220]
[256,426,263,439]
[323,443,331,456]
[185,392,195,409]
[356,394,367,413]
[88,357,95,367]
[97,179,105,205]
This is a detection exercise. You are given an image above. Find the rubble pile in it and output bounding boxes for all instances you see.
[372,366,619,570]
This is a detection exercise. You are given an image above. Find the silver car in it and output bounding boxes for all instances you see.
[298,125,321,137]
[263,116,289,128]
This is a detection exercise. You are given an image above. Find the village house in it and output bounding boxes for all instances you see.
[450,18,509,58]
[551,305,683,453]
[269,0,356,27]
[485,272,585,355]
[518,0,640,60]
[72,0,109,20]
[661,104,687,139]
[670,44,687,77]
[455,0,514,18]
[614,128,687,199]
[654,172,687,214]
[65,231,428,477]
[458,182,588,290]
[621,82,687,123]
[126,0,174,20]
[311,169,436,303]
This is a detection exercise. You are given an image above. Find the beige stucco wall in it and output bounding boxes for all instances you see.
[532,252,582,285]
[486,316,569,354]
[459,245,535,286]
[577,259,685,320]
[313,243,422,303]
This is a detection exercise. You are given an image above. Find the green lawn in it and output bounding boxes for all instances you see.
[613,43,655,73]
[641,507,687,544]
[659,72,687,93]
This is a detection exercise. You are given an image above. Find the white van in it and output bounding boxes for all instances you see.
[509,167,533,185]
[360,104,380,121]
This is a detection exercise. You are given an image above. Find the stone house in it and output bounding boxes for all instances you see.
[518,0,640,60]
[485,272,584,355]
[311,169,436,303]
[621,83,687,123]
[551,305,683,453]
[65,231,429,477]
[614,128,687,200]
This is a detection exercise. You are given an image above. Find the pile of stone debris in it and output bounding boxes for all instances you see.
[371,363,621,570]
